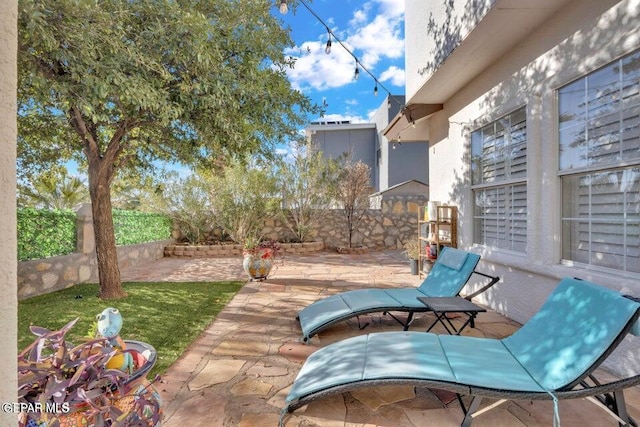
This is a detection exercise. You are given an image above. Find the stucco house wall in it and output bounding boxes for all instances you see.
[405,0,640,377]
[0,0,18,419]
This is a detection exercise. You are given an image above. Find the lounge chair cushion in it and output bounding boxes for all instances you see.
[503,278,640,391]
[297,248,482,341]
[285,278,640,416]
[285,331,547,407]
[417,248,480,297]
[438,249,469,271]
[440,335,544,392]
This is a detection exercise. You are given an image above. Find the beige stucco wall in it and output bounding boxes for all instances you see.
[0,0,18,421]
[404,0,494,98]
[407,0,640,376]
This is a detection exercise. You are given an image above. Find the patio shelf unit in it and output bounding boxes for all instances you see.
[418,205,458,278]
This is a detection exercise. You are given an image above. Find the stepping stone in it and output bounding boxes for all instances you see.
[350,385,416,410]
[230,378,272,396]
[298,393,346,424]
[188,359,246,391]
[162,389,226,427]
[211,340,270,357]
[238,413,282,427]
[246,362,289,377]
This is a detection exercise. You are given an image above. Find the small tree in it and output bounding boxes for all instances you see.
[210,161,280,245]
[276,141,340,242]
[18,0,316,298]
[335,160,372,248]
[154,172,216,245]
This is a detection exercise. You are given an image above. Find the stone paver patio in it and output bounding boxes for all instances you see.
[121,251,640,426]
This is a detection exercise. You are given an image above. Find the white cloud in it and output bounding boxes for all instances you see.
[285,40,359,91]
[379,65,405,87]
[372,0,405,18]
[285,0,405,92]
[320,112,368,124]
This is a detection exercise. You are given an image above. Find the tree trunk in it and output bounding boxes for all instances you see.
[88,162,127,299]
[70,107,128,300]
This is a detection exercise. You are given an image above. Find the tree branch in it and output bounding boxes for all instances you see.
[69,106,100,159]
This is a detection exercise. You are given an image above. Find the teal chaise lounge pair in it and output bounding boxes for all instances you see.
[297,247,498,342]
[284,249,640,426]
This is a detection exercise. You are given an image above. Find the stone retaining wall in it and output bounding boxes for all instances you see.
[259,197,422,250]
[18,240,172,300]
[173,196,424,253]
[164,241,325,257]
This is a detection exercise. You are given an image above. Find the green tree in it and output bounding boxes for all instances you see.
[18,167,89,210]
[154,172,217,245]
[210,161,280,245]
[18,0,316,298]
[276,140,340,242]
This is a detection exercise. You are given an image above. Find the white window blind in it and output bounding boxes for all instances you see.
[472,107,527,252]
[474,183,527,252]
[562,168,640,273]
[559,51,640,171]
[559,49,640,273]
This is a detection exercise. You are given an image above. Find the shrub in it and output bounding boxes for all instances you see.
[151,173,217,245]
[112,210,172,246]
[210,162,280,245]
[17,208,76,261]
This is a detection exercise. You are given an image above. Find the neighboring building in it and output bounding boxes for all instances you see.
[306,95,429,192]
[369,179,429,211]
[390,0,640,375]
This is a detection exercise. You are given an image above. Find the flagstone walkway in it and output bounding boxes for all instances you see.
[121,251,640,426]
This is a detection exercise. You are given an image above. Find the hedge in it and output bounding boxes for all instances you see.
[18,208,172,261]
[18,208,76,261]
[113,210,172,246]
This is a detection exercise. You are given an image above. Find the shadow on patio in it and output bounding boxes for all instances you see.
[121,251,640,427]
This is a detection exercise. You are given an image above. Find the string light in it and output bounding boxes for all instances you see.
[325,31,332,54]
[289,0,405,111]
[279,0,288,14]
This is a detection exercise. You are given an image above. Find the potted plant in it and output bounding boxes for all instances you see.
[17,315,162,427]
[242,238,281,281]
[403,239,421,275]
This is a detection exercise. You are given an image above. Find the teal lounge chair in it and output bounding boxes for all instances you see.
[297,247,497,342]
[284,278,640,426]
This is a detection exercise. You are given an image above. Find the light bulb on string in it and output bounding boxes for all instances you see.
[374,84,378,96]
[279,0,288,14]
[325,33,332,54]
[354,63,360,81]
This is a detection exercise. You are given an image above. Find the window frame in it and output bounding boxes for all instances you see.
[558,49,640,274]
[471,106,528,252]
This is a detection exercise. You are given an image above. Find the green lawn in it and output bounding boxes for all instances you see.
[18,281,244,377]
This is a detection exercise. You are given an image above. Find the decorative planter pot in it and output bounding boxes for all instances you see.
[410,259,419,275]
[21,340,161,427]
[242,248,275,281]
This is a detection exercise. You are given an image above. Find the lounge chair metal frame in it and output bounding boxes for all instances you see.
[284,279,640,426]
[285,372,640,427]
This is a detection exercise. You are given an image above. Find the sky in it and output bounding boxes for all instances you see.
[276,0,406,124]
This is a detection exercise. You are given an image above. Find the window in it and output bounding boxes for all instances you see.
[471,107,527,251]
[559,50,640,273]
